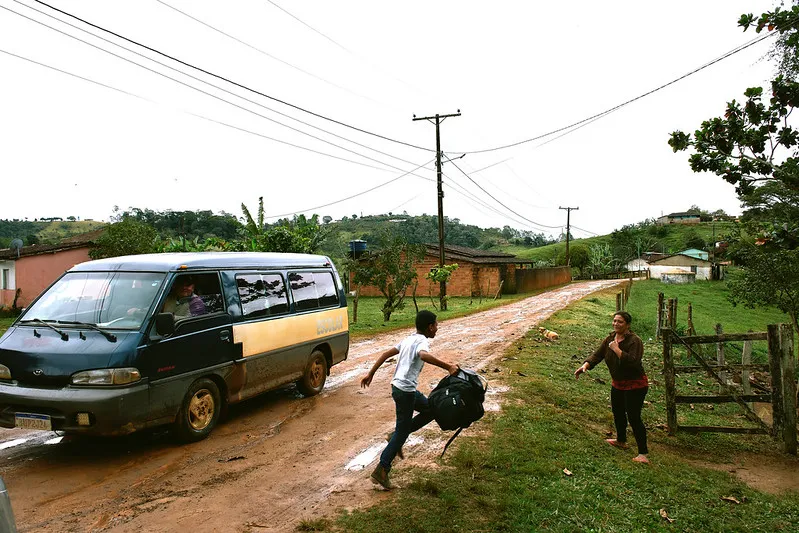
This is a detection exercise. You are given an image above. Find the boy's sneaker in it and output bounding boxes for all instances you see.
[370,463,393,490]
[386,432,404,459]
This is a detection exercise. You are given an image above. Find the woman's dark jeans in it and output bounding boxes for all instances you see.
[610,386,649,454]
[380,386,435,471]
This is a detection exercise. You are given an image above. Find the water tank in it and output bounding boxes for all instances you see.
[349,240,367,259]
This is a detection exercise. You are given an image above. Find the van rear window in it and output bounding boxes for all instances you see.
[236,274,289,318]
[289,272,339,311]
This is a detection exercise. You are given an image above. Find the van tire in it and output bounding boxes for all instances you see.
[297,350,327,397]
[174,378,221,443]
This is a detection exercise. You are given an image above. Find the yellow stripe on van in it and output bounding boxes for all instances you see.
[232,307,349,358]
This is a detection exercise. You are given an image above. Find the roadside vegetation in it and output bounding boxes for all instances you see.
[329,280,799,532]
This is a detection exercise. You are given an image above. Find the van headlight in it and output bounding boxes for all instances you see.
[71,368,141,385]
[0,364,10,380]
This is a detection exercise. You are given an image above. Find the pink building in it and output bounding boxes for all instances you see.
[0,239,95,309]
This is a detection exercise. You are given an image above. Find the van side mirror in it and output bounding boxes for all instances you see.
[155,313,175,336]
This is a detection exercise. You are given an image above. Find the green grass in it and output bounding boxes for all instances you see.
[346,288,559,339]
[0,317,14,337]
[329,281,799,533]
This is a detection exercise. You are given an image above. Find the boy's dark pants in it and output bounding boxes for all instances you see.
[380,386,435,471]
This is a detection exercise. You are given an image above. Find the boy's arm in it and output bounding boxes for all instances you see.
[419,350,459,375]
[360,347,400,388]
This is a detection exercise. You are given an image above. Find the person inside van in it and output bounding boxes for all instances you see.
[162,275,207,319]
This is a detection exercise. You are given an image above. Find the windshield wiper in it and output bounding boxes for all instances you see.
[56,321,118,342]
[20,318,69,341]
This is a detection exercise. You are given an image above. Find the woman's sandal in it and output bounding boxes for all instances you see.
[605,438,629,449]
[632,454,650,464]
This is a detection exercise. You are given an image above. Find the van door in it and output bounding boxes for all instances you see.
[140,272,237,423]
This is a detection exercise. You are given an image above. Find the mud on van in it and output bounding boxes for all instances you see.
[0,252,349,442]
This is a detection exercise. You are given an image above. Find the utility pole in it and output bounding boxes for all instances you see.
[559,206,579,265]
[413,110,461,311]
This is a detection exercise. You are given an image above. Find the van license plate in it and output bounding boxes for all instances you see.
[15,413,52,431]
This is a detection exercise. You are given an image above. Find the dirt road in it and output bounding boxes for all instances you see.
[0,280,621,532]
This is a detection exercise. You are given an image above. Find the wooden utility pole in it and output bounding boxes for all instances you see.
[413,110,461,311]
[559,206,579,265]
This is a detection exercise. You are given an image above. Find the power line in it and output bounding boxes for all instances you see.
[5,2,434,178]
[0,46,151,103]
[0,34,415,178]
[448,160,563,231]
[155,0,383,106]
[16,0,431,174]
[264,159,435,219]
[447,28,779,155]
[29,0,434,152]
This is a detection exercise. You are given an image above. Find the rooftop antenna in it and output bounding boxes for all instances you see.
[9,239,23,259]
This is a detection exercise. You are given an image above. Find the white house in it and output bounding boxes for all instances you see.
[648,253,713,281]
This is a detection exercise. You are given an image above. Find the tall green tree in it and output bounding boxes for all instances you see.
[89,219,157,259]
[346,234,425,322]
[668,5,799,332]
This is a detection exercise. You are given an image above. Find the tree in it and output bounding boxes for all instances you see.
[557,243,589,275]
[727,245,799,334]
[89,219,157,259]
[586,243,617,278]
[240,198,327,253]
[668,5,799,333]
[346,234,425,322]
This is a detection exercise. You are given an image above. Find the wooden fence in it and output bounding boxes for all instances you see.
[662,324,796,455]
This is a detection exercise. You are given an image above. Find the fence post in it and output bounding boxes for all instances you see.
[779,324,796,455]
[768,324,784,440]
[715,323,726,392]
[663,328,677,435]
[616,293,622,312]
[672,298,678,329]
[657,292,664,339]
[742,331,753,408]
[353,286,359,324]
[667,298,674,334]
[687,303,694,336]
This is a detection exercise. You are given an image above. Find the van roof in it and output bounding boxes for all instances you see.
[70,252,333,272]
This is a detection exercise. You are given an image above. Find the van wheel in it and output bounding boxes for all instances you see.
[297,350,327,397]
[174,378,221,443]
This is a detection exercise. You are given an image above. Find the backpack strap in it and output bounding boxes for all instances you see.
[440,427,463,458]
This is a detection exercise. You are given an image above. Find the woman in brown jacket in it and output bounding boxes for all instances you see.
[574,311,649,463]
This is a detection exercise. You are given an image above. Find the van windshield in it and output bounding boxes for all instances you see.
[21,272,166,329]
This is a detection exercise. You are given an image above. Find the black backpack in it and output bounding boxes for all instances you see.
[428,368,488,456]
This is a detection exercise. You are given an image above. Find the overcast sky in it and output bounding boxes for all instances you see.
[0,0,780,238]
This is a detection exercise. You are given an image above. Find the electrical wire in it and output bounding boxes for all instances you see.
[155,0,383,106]
[264,159,435,219]
[447,27,781,155]
[4,2,434,178]
[0,46,151,102]
[13,1,430,172]
[29,0,434,152]
[448,160,563,231]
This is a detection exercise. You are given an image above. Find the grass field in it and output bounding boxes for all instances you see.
[346,289,553,339]
[320,280,799,533]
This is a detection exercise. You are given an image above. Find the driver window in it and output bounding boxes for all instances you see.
[162,273,225,320]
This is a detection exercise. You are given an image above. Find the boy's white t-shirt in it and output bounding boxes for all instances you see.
[390,333,431,392]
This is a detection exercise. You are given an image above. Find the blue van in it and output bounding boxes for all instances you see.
[0,253,349,442]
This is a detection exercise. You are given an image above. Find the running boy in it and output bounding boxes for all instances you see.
[360,310,459,489]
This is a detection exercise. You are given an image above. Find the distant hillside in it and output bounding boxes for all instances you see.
[0,219,106,248]
[505,221,740,265]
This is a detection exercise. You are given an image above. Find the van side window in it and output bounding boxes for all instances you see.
[162,273,225,319]
[236,273,289,318]
[288,271,339,311]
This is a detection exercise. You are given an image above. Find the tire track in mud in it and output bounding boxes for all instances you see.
[0,280,622,532]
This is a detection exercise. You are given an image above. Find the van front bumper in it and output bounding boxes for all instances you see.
[0,381,150,436]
